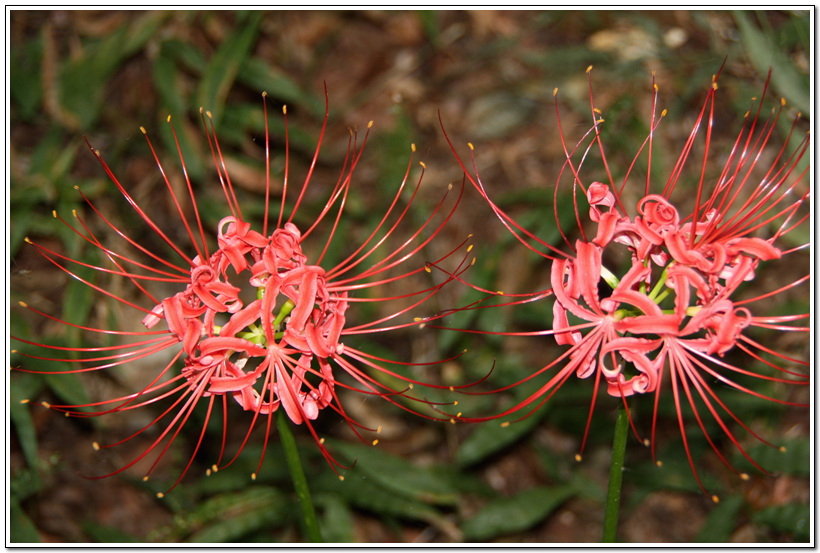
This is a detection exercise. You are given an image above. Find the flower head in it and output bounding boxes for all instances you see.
[442,66,810,498]
[12,91,473,494]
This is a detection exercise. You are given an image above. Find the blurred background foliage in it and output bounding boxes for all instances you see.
[8,9,811,543]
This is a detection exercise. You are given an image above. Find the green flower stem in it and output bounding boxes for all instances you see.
[602,403,630,543]
[276,409,322,542]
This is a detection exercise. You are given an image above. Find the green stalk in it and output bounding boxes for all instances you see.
[277,410,322,542]
[602,403,629,543]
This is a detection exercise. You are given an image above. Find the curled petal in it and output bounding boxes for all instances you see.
[553,301,581,346]
[615,313,680,335]
[726,237,781,261]
[587,181,615,222]
[638,194,679,227]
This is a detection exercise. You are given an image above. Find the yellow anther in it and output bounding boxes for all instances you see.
[450,418,456,425]
[41,401,51,408]
[372,439,379,446]
[661,109,667,117]
[575,454,582,462]
[206,110,213,119]
[424,265,432,273]
[496,291,504,295]
[19,399,29,404]
[586,65,593,73]
[262,91,268,98]
[167,115,171,123]
[93,442,100,450]
[447,183,453,190]
[338,475,345,481]
[781,97,786,106]
[52,210,57,217]
[72,210,77,217]
[467,244,473,252]
[143,475,149,481]
[643,438,650,447]
[653,83,658,92]
[206,469,211,476]
[470,258,476,266]
[411,143,416,152]
[199,107,204,114]
[453,400,459,406]
[419,161,426,169]
[212,464,218,473]
[320,437,325,444]
[140,126,147,134]
[24,237,31,243]
[457,412,462,417]
[377,425,382,434]
[19,301,28,308]
[408,383,414,390]
[553,87,558,97]
[593,108,602,114]
[656,460,663,467]
[712,495,719,504]
[501,421,510,428]
[367,121,374,129]
[414,317,423,322]
[712,83,718,91]
[282,105,287,114]
[468,142,474,150]
[596,118,605,124]
[157,492,164,499]
[251,473,257,481]
[74,185,80,190]
[780,446,787,452]
[740,473,750,481]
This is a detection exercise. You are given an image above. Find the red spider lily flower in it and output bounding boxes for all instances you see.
[441,65,810,499]
[12,90,474,495]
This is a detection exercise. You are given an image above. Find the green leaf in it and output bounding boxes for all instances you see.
[732,438,809,477]
[158,38,206,74]
[9,466,43,504]
[9,499,40,544]
[695,494,743,542]
[461,486,575,541]
[9,372,43,473]
[625,444,723,497]
[180,487,290,542]
[237,58,316,114]
[733,11,809,114]
[10,32,43,119]
[314,470,442,525]
[316,494,355,543]
[11,334,90,410]
[82,521,140,543]
[751,502,810,541]
[57,12,167,128]
[152,44,207,182]
[331,440,459,505]
[456,399,551,467]
[195,12,263,124]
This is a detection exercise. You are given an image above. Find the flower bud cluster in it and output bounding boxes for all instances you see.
[142,216,345,424]
[552,182,781,397]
